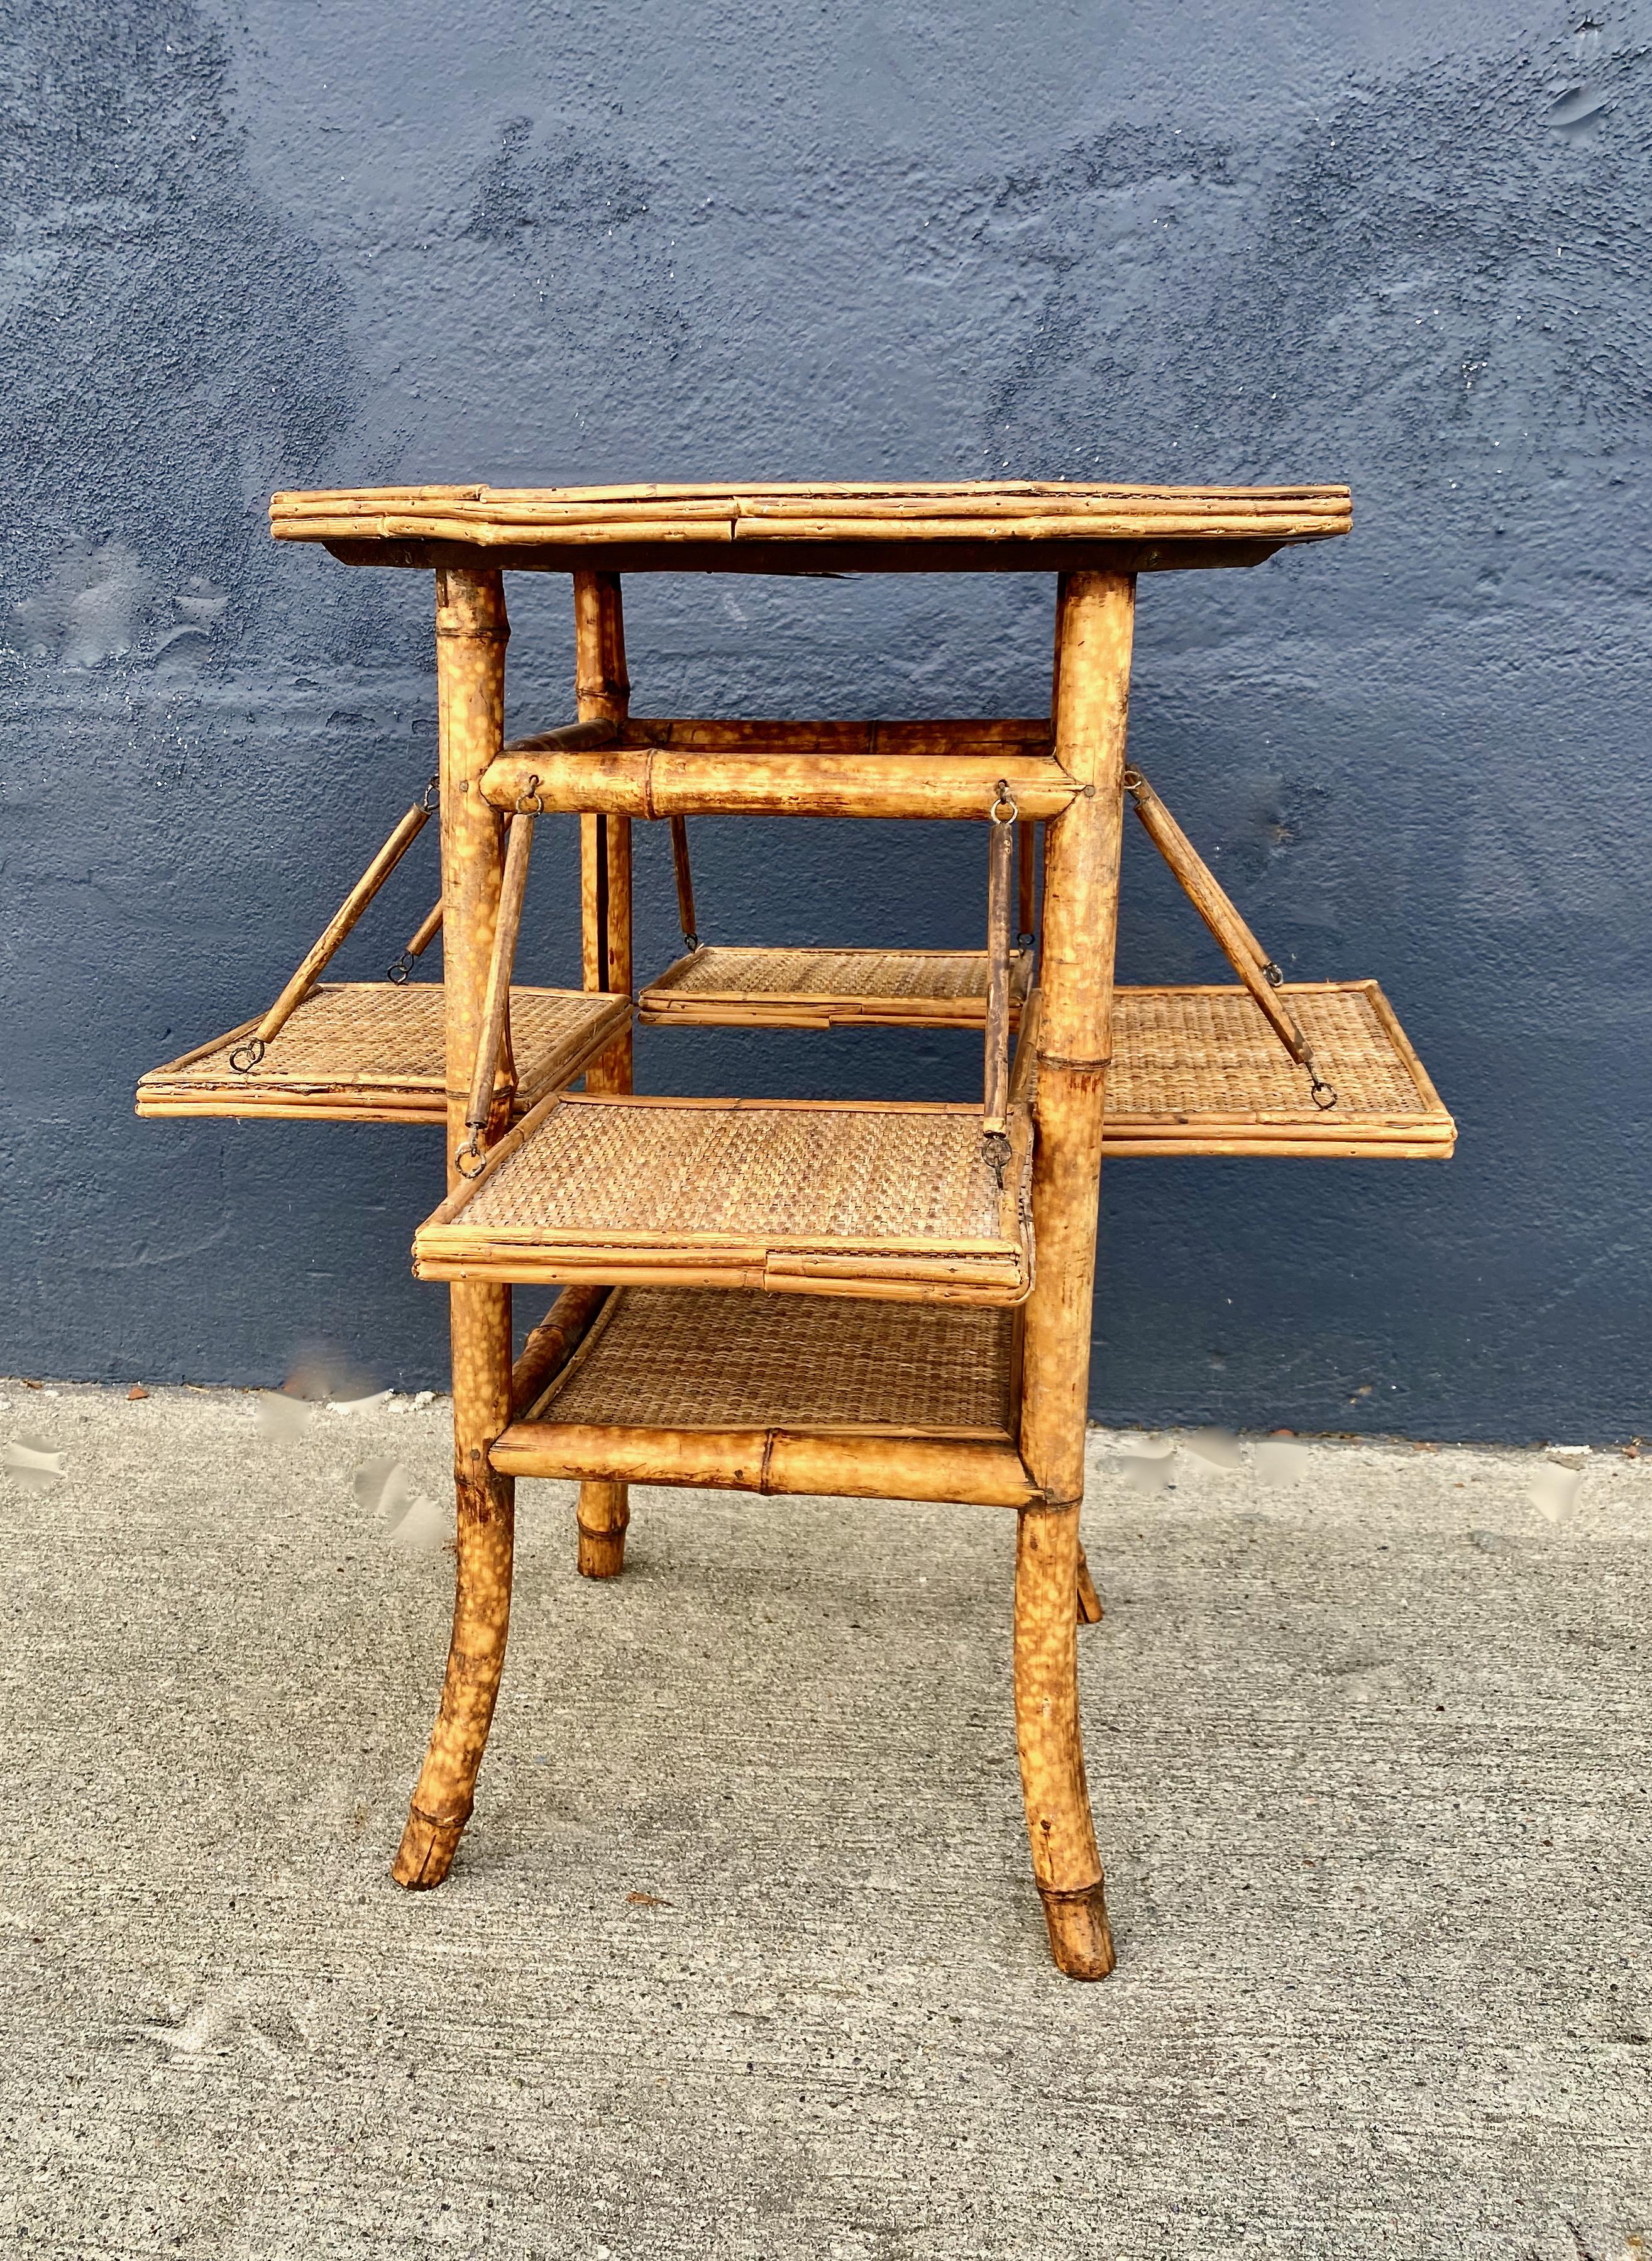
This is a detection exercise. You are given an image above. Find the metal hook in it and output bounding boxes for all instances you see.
[421,774,439,814]
[229,1038,267,1074]
[454,1134,488,1180]
[990,780,1018,826]
[515,773,544,816]
[1310,1076,1338,1111]
[386,951,416,986]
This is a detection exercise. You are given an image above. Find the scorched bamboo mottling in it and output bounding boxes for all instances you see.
[392,567,516,1891]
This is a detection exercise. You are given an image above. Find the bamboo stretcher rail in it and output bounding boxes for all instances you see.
[629,718,1052,752]
[490,1420,1040,1507]
[482,746,1079,821]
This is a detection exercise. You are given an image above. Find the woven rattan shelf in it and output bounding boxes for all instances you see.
[1103,982,1453,1158]
[414,1091,1032,1303]
[638,945,1035,1029]
[490,1287,1034,1508]
[136,984,630,1124]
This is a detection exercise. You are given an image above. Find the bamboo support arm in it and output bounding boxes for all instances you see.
[457,810,535,1171]
[983,800,1016,1145]
[1016,821,1037,943]
[1123,768,1309,1059]
[575,571,634,1095]
[390,895,444,981]
[231,791,433,1068]
[669,815,698,948]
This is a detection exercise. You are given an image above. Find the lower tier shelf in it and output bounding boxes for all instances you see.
[492,1286,1035,1506]
[135,983,631,1124]
[638,944,1033,1029]
[414,1093,1034,1306]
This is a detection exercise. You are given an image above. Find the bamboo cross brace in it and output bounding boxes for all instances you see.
[231,785,434,1069]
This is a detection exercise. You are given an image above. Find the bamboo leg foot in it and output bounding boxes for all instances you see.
[393,1803,471,1890]
[1039,1881,1116,1979]
[1076,1542,1104,1625]
[1014,1501,1113,1980]
[393,1281,514,1893]
[576,1479,630,1579]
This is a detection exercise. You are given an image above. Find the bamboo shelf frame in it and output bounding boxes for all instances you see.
[638,944,1035,1029]
[136,984,629,1123]
[495,1287,1035,1509]
[414,1090,1033,1304]
[149,474,1446,1987]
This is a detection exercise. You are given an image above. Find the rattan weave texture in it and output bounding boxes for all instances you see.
[644,946,1028,1008]
[539,1288,1015,1434]
[456,1100,1011,1242]
[1110,985,1433,1120]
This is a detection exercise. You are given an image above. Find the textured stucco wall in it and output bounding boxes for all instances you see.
[3,1,1647,1438]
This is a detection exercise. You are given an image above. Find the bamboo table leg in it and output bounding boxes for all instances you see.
[1015,567,1135,1978]
[573,568,634,1579]
[394,566,515,1889]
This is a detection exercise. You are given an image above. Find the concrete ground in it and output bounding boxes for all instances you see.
[0,1381,1646,2260]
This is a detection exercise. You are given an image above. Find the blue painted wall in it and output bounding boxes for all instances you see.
[3,1,1647,1440]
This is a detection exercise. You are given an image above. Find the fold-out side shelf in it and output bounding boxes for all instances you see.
[413,1092,1033,1305]
[491,1286,1038,1508]
[1103,982,1453,1157]
[639,945,1034,1030]
[136,984,631,1124]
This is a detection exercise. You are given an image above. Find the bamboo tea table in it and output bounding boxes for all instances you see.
[246,481,1446,1979]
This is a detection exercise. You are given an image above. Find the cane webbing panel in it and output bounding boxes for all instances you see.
[534,1288,1015,1437]
[414,1095,1031,1302]
[1099,982,1452,1156]
[639,945,1032,1028]
[136,984,629,1124]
